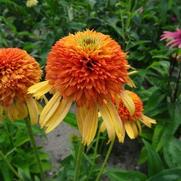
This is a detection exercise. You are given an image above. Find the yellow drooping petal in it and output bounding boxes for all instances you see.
[43,98,72,133]
[99,101,125,143]
[26,97,39,124]
[141,115,156,128]
[136,120,142,133]
[28,81,52,99]
[120,90,135,116]
[81,105,98,145]
[76,106,87,136]
[131,122,138,138]
[99,104,115,141]
[15,101,28,120]
[40,92,61,126]
[6,104,19,120]
[128,71,138,76]
[127,77,136,88]
[124,121,135,139]
[6,101,28,121]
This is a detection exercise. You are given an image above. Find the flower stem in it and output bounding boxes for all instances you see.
[87,131,101,179]
[95,137,115,181]
[173,63,181,102]
[4,121,14,147]
[74,140,83,181]
[25,119,44,180]
[0,151,21,180]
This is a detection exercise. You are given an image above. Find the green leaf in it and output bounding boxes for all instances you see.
[152,121,172,152]
[163,138,181,168]
[106,168,147,181]
[17,167,31,181]
[0,161,12,181]
[144,88,167,116]
[146,168,181,181]
[138,147,147,164]
[143,140,164,176]
[168,102,181,134]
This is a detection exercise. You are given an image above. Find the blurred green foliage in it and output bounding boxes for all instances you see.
[0,0,180,66]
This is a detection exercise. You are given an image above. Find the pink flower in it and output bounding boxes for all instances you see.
[161,29,181,48]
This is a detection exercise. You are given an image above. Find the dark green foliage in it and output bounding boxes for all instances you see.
[0,120,51,181]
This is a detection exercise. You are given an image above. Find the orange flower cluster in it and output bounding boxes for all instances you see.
[0,48,41,122]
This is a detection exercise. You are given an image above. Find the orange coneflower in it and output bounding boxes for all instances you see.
[28,30,134,145]
[0,48,41,123]
[117,90,156,139]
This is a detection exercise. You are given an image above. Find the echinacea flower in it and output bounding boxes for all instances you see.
[0,48,41,123]
[118,91,156,139]
[28,30,134,145]
[26,0,38,7]
[161,29,181,48]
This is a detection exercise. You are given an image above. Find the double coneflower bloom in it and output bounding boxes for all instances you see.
[28,30,156,145]
[0,48,41,123]
[117,91,156,139]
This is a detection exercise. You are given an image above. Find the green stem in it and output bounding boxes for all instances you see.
[87,131,101,180]
[74,141,84,181]
[173,63,181,102]
[0,151,21,180]
[5,121,14,147]
[95,137,115,181]
[25,119,44,180]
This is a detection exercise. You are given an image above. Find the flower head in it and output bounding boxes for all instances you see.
[46,30,128,107]
[118,91,156,139]
[29,30,132,145]
[161,29,181,48]
[0,48,41,123]
[26,0,38,7]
